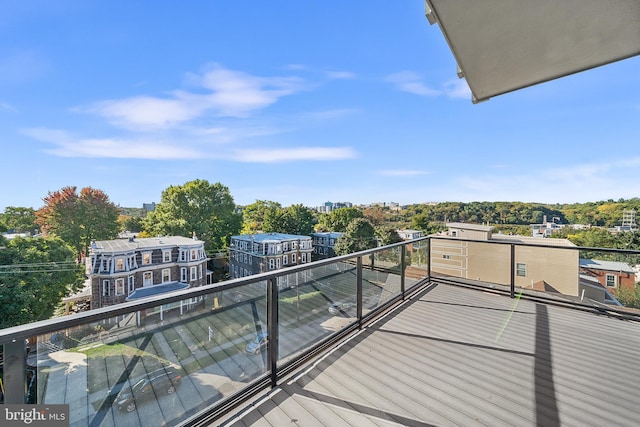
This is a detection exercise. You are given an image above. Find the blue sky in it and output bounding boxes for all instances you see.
[1,1,639,212]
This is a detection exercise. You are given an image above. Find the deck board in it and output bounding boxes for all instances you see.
[218,283,640,427]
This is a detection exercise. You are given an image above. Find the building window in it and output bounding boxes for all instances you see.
[276,258,281,268]
[191,249,197,261]
[116,257,125,271]
[199,265,202,279]
[180,250,187,261]
[143,271,153,286]
[181,267,187,282]
[516,263,527,277]
[283,255,288,265]
[190,266,197,281]
[162,268,170,283]
[606,274,617,287]
[128,276,135,295]
[163,250,171,262]
[142,252,152,265]
[269,259,275,270]
[443,255,450,259]
[102,280,110,296]
[302,253,307,263]
[115,278,125,295]
[291,253,296,264]
[451,230,458,237]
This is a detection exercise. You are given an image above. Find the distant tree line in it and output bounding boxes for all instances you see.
[4,186,640,327]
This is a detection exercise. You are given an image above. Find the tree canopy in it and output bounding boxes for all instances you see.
[0,236,85,328]
[142,179,241,252]
[316,207,364,232]
[241,200,282,234]
[35,186,120,260]
[0,206,38,234]
[263,204,317,235]
[334,218,377,255]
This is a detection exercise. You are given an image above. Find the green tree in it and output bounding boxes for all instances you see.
[119,215,144,233]
[316,207,363,232]
[1,207,38,233]
[143,179,241,252]
[0,236,85,328]
[263,204,316,235]
[334,218,377,255]
[241,200,281,234]
[35,186,120,260]
[375,226,402,246]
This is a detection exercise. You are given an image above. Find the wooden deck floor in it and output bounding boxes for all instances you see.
[217,283,640,426]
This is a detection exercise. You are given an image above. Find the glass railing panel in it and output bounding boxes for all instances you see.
[406,239,429,290]
[362,247,402,308]
[277,259,358,364]
[429,238,512,287]
[513,244,579,301]
[575,247,640,312]
[33,280,267,427]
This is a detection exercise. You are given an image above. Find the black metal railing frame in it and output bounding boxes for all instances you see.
[2,235,639,424]
[0,238,427,414]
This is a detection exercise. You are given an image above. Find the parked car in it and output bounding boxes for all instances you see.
[328,302,354,316]
[245,332,268,355]
[114,366,182,413]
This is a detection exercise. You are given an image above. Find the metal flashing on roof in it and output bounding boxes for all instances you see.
[424,0,640,103]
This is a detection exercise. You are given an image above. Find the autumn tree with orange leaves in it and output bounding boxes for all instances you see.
[35,186,120,260]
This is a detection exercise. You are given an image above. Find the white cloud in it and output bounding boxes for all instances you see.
[23,127,358,163]
[0,102,18,112]
[386,71,472,100]
[446,157,640,203]
[22,128,200,159]
[326,70,357,79]
[77,64,304,131]
[378,169,429,177]
[385,71,440,96]
[302,108,360,121]
[443,79,472,99]
[232,147,357,163]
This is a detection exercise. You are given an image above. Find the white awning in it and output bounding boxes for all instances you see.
[425,0,640,103]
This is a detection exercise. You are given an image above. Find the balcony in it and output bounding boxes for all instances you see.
[1,237,639,426]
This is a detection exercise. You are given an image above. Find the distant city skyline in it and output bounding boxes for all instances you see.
[2,2,639,212]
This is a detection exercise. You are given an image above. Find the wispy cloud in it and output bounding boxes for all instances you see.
[76,64,304,131]
[23,127,358,163]
[0,102,18,112]
[302,108,360,121]
[443,79,472,99]
[326,70,357,80]
[378,169,429,177]
[22,128,201,159]
[386,71,471,99]
[385,71,440,96]
[232,147,357,163]
[447,157,640,203]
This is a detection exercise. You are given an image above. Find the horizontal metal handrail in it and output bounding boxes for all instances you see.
[0,239,419,343]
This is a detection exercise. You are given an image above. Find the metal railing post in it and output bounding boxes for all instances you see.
[510,243,516,298]
[427,237,432,281]
[267,277,278,388]
[400,245,406,300]
[3,340,27,403]
[357,256,363,329]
